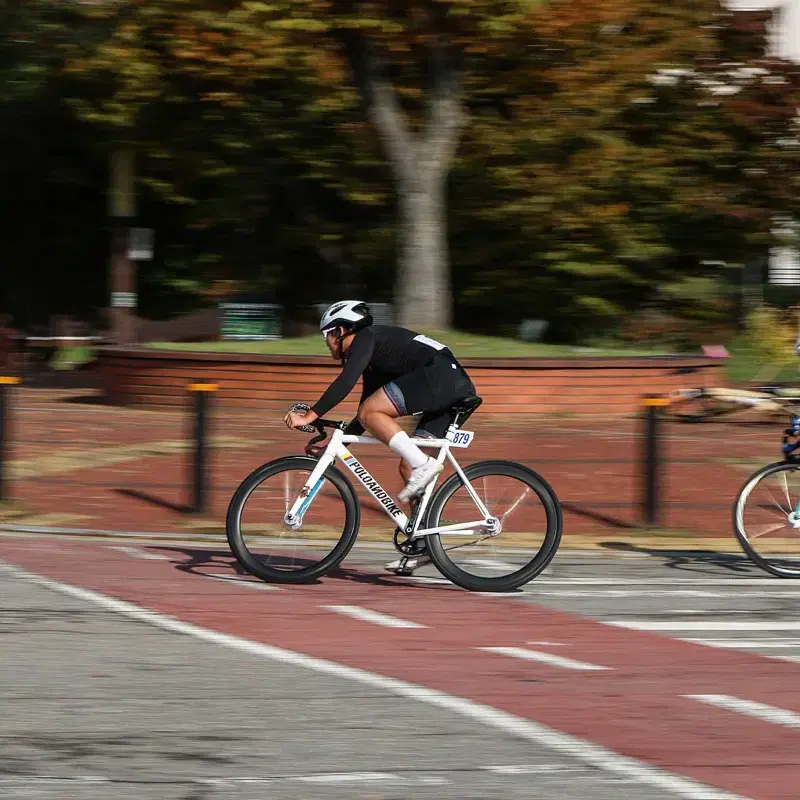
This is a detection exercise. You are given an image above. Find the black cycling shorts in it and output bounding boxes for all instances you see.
[382,353,475,439]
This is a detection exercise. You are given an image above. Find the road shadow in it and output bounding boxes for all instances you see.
[562,502,637,530]
[60,392,115,407]
[662,417,785,429]
[598,540,760,575]
[115,488,190,514]
[157,545,466,593]
[19,367,100,391]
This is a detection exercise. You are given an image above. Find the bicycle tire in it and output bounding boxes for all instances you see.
[662,394,741,422]
[226,456,360,584]
[425,459,562,592]
[733,460,800,578]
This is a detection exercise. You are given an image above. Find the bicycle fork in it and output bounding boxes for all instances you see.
[284,453,335,530]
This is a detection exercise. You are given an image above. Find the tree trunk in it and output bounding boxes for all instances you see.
[108,148,138,345]
[347,35,464,329]
[396,171,451,328]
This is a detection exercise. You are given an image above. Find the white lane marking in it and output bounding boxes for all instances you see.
[110,546,169,561]
[686,695,800,729]
[479,647,610,672]
[483,763,595,775]
[464,558,519,570]
[685,638,800,649]
[527,640,567,647]
[0,561,746,800]
[203,573,282,591]
[607,620,800,632]
[323,605,427,629]
[527,590,725,598]
[534,578,784,586]
[1,773,446,787]
[712,592,800,599]
[489,588,800,600]
[403,575,453,586]
[665,610,753,615]
[296,772,445,785]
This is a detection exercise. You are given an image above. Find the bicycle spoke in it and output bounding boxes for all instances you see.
[736,463,800,577]
[432,472,549,578]
[500,486,532,524]
[425,461,561,592]
[781,470,792,512]
[748,521,793,540]
[765,485,790,515]
[228,461,356,581]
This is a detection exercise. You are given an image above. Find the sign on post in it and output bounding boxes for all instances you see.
[111,291,137,309]
[314,302,394,326]
[128,228,154,261]
[220,303,283,340]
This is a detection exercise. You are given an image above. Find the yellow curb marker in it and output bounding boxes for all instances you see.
[642,396,670,407]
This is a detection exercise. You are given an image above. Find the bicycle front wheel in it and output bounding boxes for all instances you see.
[734,461,800,577]
[226,456,360,583]
[425,460,562,592]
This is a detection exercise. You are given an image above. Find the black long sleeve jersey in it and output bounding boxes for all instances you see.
[310,325,453,420]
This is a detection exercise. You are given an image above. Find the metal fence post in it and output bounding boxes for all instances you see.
[187,381,218,514]
[0,376,21,502]
[641,394,668,527]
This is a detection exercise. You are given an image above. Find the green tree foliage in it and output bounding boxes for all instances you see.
[2,0,800,346]
[452,1,800,341]
[49,0,547,327]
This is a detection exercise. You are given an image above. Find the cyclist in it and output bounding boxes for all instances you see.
[284,300,476,574]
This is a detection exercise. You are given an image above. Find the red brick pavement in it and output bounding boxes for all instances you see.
[0,387,783,540]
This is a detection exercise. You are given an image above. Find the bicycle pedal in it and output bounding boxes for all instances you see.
[386,555,425,576]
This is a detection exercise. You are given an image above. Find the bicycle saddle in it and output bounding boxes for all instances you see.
[450,395,483,426]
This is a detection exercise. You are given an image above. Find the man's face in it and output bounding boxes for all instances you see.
[323,328,339,359]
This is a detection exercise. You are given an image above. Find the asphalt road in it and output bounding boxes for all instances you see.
[345,542,800,666]
[3,535,800,800]
[1,565,669,800]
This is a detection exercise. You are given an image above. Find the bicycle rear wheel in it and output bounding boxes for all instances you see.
[226,456,360,583]
[734,461,800,577]
[425,460,562,592]
[662,392,741,422]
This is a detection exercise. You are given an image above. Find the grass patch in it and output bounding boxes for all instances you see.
[145,330,673,359]
[49,345,94,371]
[725,347,800,385]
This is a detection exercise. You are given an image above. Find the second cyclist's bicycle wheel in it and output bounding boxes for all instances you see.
[425,460,562,592]
[662,393,741,422]
[226,456,360,583]
[734,460,800,577]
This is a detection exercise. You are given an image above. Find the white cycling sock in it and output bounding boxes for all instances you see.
[388,431,428,469]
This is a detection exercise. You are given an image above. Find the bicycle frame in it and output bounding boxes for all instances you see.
[284,425,495,541]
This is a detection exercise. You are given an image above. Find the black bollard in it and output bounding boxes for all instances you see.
[641,394,668,527]
[187,381,218,514]
[0,376,21,502]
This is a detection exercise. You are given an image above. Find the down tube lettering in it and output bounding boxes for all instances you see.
[343,456,403,518]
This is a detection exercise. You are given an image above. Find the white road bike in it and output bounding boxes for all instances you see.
[664,385,800,422]
[226,396,563,592]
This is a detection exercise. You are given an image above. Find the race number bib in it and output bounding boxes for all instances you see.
[450,430,474,448]
[414,334,446,350]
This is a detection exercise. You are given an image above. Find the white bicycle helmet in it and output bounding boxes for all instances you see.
[319,300,373,336]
